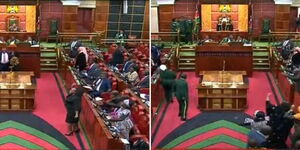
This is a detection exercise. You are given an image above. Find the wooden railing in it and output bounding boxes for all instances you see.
[151,31,180,43]
[270,49,300,110]
[56,31,105,45]
[268,31,300,43]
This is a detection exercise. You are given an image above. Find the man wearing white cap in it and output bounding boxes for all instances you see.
[159,65,176,103]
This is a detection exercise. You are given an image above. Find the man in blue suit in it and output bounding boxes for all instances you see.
[137,71,149,88]
[89,72,112,98]
[87,57,102,80]
[123,57,135,73]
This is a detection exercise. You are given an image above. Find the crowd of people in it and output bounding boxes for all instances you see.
[279,37,300,92]
[198,34,250,45]
[66,38,149,149]
[0,36,38,46]
[246,93,300,149]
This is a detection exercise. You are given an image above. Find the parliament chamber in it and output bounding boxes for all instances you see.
[0,0,150,150]
[152,0,300,149]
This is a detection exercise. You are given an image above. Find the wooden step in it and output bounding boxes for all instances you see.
[41,63,58,67]
[41,68,58,71]
[253,62,270,66]
[178,67,195,71]
[253,67,270,71]
[253,58,269,61]
[41,58,57,63]
[41,48,56,52]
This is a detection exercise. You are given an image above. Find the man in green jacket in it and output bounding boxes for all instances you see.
[159,65,176,103]
[174,73,189,121]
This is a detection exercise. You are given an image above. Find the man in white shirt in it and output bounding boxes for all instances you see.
[0,48,11,71]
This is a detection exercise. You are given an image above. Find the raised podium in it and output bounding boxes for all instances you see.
[198,71,248,111]
[0,72,36,111]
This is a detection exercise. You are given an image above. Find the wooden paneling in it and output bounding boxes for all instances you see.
[196,45,253,77]
[25,6,36,32]
[142,0,149,39]
[252,0,275,37]
[40,0,63,39]
[94,0,109,36]
[158,5,174,32]
[62,6,77,32]
[275,5,290,32]
[201,5,212,31]
[290,7,298,32]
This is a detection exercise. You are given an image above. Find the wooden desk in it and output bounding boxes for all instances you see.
[1,44,40,77]
[198,71,248,111]
[196,44,253,76]
[0,72,36,111]
[200,31,248,41]
[80,94,124,150]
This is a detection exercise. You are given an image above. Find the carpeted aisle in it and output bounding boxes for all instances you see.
[0,73,90,149]
[152,72,282,149]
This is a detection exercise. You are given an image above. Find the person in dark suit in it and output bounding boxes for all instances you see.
[89,72,112,98]
[285,67,300,92]
[159,65,176,103]
[69,39,82,58]
[75,47,88,72]
[0,48,12,71]
[110,47,124,66]
[24,36,37,45]
[87,57,101,80]
[137,71,149,88]
[65,87,84,136]
[123,57,135,73]
[174,74,189,121]
[265,93,294,148]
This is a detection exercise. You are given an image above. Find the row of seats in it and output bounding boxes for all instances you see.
[84,45,149,142]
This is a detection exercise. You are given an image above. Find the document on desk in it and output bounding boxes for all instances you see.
[120,138,130,144]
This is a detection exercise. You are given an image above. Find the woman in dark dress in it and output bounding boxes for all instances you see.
[297,14,300,32]
[110,47,124,66]
[65,87,84,136]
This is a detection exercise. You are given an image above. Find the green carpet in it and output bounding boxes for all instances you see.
[163,120,250,149]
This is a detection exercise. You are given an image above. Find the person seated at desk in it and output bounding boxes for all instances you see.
[123,56,135,73]
[137,71,149,88]
[108,99,134,142]
[125,66,140,85]
[24,36,37,45]
[8,23,19,32]
[0,37,5,44]
[89,72,112,98]
[7,36,20,45]
[236,36,249,43]
[0,48,12,71]
[220,34,235,44]
[284,66,300,92]
[198,35,213,45]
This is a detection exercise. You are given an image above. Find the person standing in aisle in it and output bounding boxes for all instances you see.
[174,74,189,121]
[159,65,176,103]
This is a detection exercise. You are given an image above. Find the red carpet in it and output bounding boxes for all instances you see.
[0,143,29,150]
[152,72,200,147]
[152,72,282,148]
[33,73,89,149]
